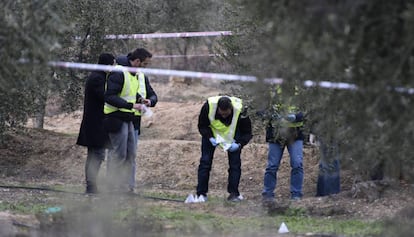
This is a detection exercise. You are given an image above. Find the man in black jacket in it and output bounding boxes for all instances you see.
[76,53,115,194]
[104,48,154,193]
[196,96,252,202]
[115,48,158,192]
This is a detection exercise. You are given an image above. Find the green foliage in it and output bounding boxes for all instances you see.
[0,0,235,137]
[0,201,51,214]
[381,206,414,237]
[0,0,67,136]
[225,0,414,182]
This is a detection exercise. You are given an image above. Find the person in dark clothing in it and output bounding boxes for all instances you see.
[316,139,340,196]
[104,48,152,193]
[115,48,158,192]
[196,96,252,202]
[309,129,341,197]
[76,53,115,194]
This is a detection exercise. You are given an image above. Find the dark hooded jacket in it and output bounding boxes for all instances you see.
[76,70,110,147]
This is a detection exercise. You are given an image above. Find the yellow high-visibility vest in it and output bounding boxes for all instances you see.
[134,72,147,116]
[104,66,139,114]
[272,86,303,128]
[208,96,242,147]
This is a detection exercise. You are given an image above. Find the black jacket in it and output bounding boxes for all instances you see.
[115,55,158,131]
[198,100,252,147]
[265,111,305,143]
[104,68,136,122]
[76,70,109,148]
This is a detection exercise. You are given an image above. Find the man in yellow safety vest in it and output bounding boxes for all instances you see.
[196,96,252,202]
[103,49,148,193]
[115,48,158,193]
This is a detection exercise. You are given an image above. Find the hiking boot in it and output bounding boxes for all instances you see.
[227,193,243,202]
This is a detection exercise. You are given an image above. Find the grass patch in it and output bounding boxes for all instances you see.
[118,204,383,236]
[0,201,51,214]
[0,188,384,236]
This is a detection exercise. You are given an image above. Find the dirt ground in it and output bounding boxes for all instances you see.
[1,78,414,227]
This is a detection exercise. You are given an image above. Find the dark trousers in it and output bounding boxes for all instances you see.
[196,137,242,196]
[85,147,106,187]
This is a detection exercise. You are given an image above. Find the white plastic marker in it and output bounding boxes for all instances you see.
[278,222,289,234]
[184,194,195,203]
[184,194,207,203]
[48,61,414,94]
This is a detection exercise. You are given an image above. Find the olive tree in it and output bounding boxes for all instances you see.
[225,0,414,181]
[0,0,67,137]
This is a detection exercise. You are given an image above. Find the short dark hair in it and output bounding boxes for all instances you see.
[127,48,152,62]
[218,96,233,110]
[98,53,115,65]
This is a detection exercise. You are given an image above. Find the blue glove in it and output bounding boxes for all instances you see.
[285,114,296,122]
[209,137,218,147]
[228,142,240,152]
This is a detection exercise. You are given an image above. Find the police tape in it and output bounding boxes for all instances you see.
[48,61,414,94]
[48,61,257,82]
[105,31,233,39]
[75,31,233,40]
[154,54,219,58]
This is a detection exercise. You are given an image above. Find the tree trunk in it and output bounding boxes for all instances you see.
[33,90,48,129]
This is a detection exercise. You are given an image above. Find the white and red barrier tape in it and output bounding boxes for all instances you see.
[76,31,233,40]
[48,61,414,94]
[49,61,256,82]
[154,54,219,58]
[105,31,232,39]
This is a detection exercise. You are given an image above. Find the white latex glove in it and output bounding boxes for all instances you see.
[309,133,317,146]
[228,142,240,152]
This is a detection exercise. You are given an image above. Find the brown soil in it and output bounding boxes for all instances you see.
[1,79,414,224]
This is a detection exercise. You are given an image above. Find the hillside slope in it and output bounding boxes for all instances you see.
[1,79,413,221]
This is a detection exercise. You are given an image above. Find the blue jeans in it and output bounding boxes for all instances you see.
[262,140,304,199]
[316,138,340,196]
[197,137,242,196]
[107,121,136,190]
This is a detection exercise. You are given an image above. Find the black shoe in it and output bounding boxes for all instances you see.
[227,193,242,202]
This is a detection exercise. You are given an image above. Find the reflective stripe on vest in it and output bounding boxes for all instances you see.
[208,96,242,147]
[104,66,138,114]
[134,72,147,116]
[272,86,303,128]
